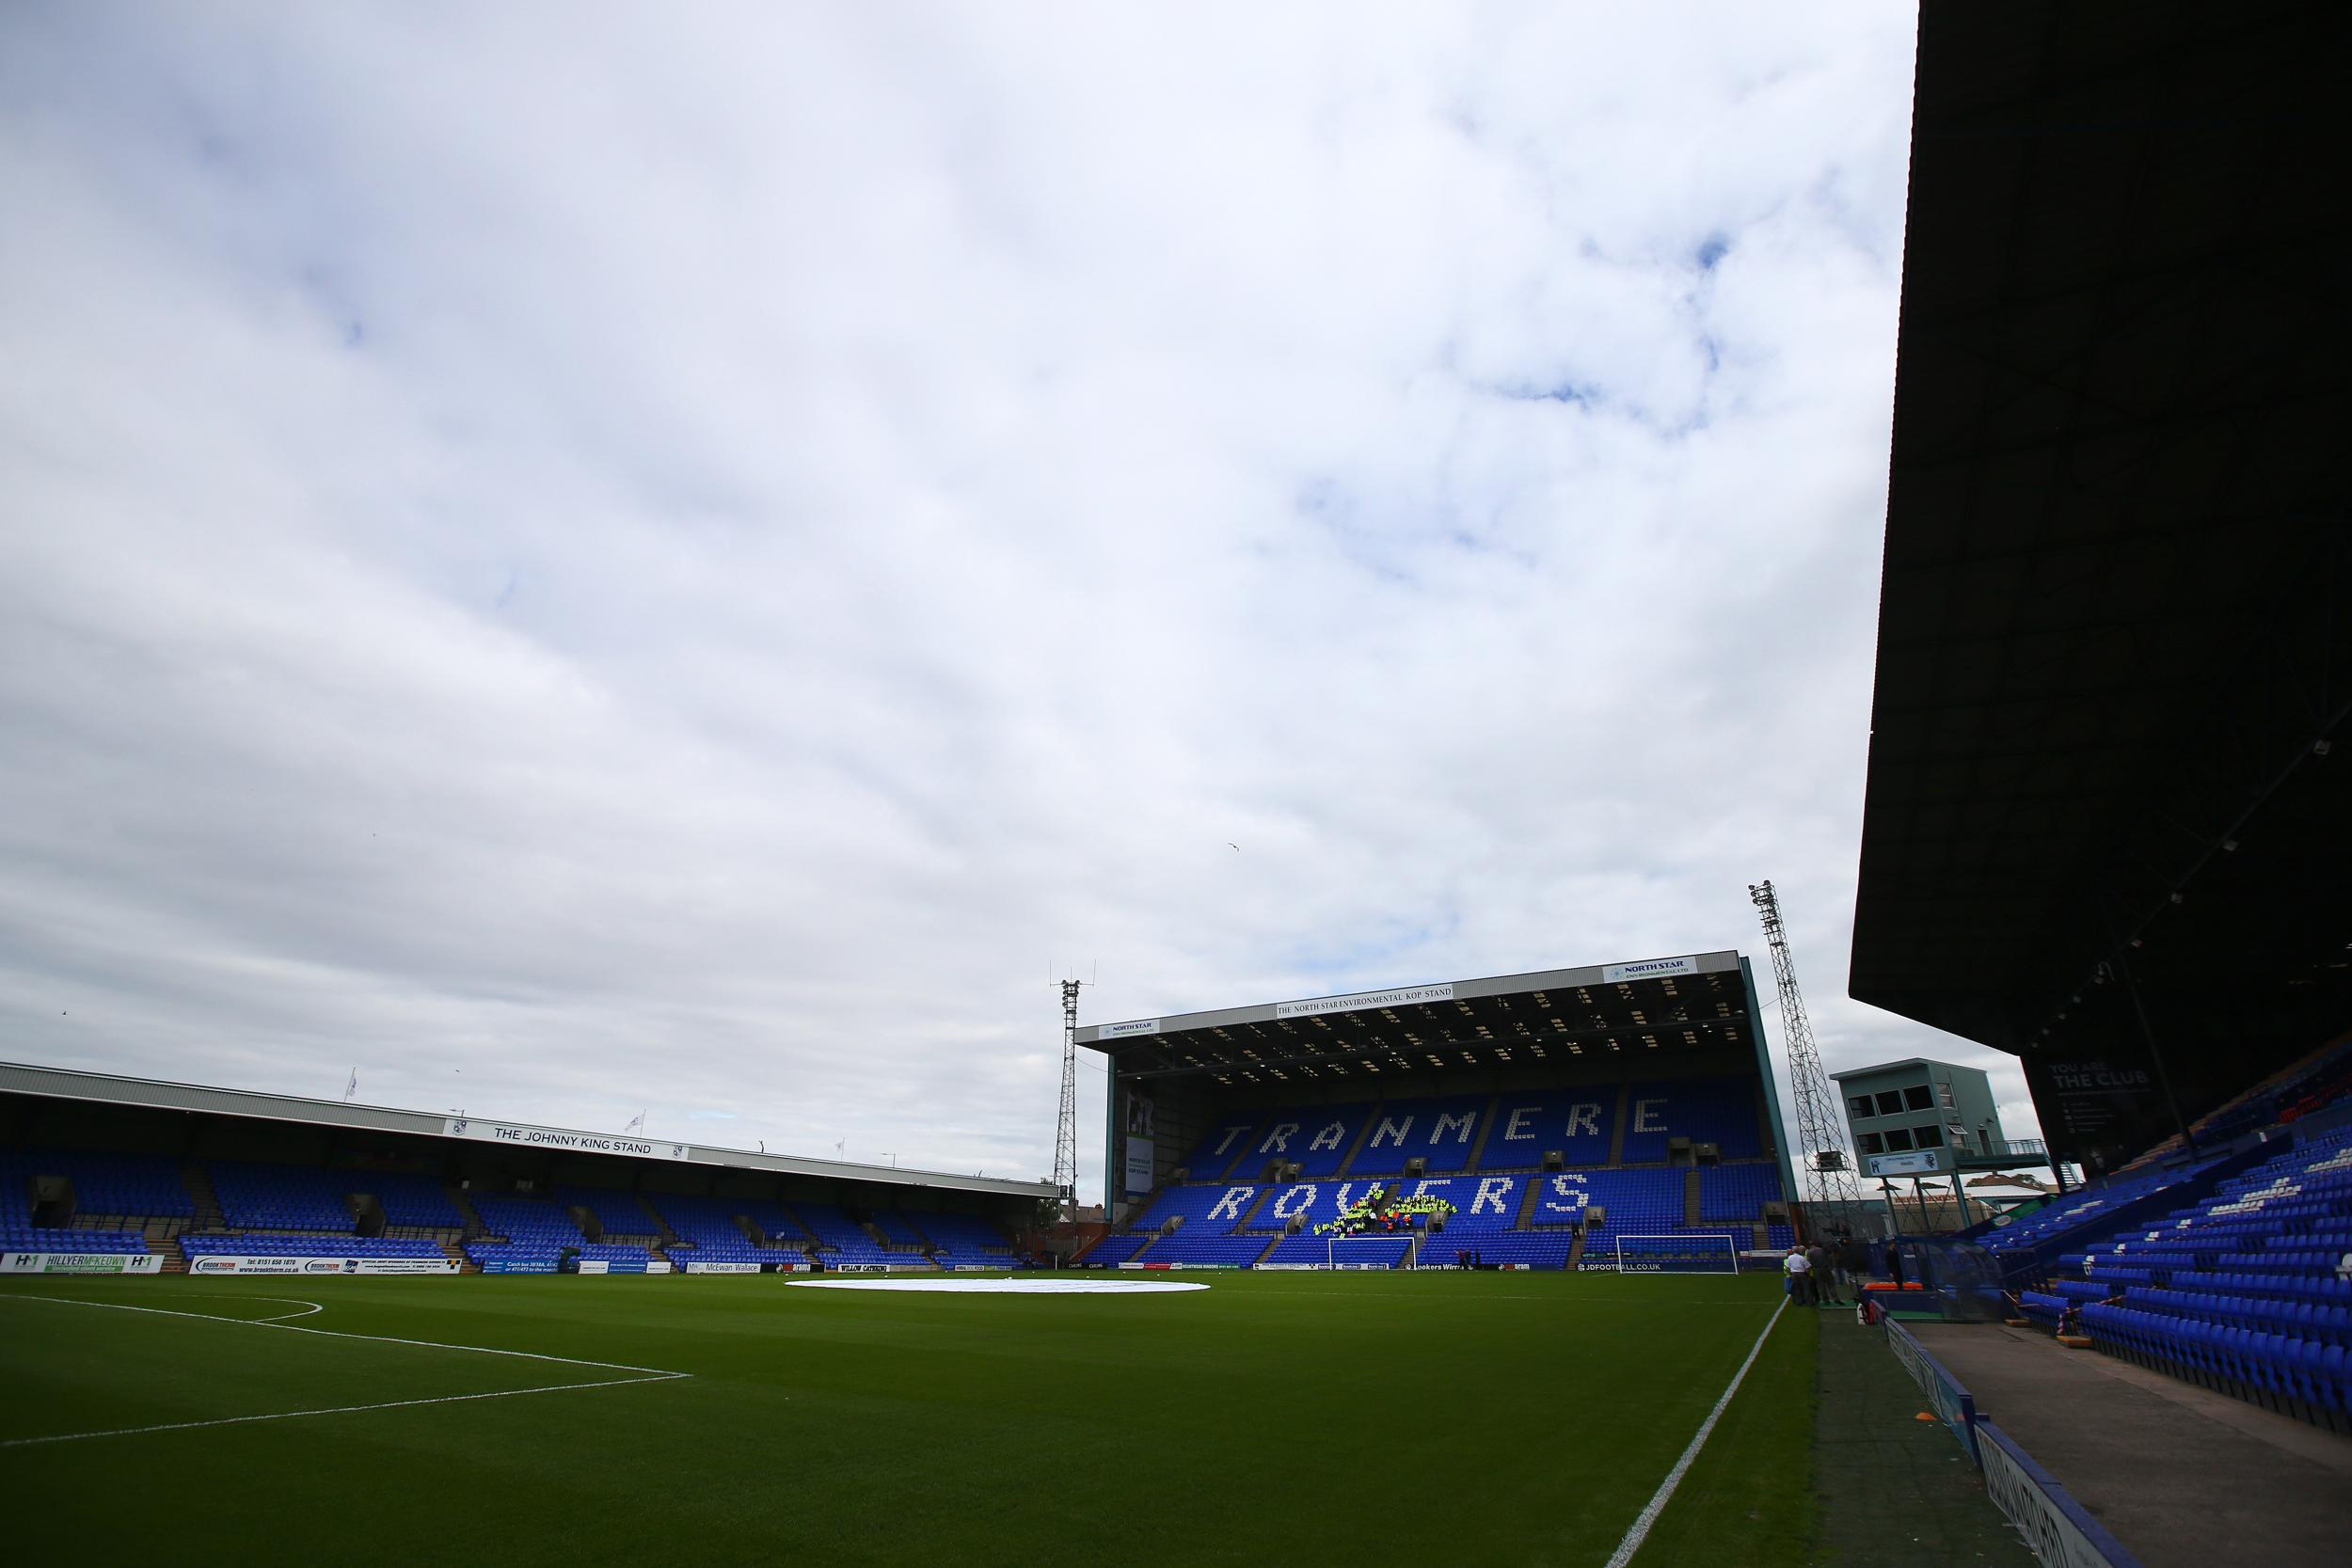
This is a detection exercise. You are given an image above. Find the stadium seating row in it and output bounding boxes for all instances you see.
[0,1149,193,1221]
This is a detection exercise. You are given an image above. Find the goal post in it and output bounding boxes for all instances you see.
[1613,1232,1740,1275]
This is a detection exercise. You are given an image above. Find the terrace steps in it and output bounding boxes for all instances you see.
[447,1188,486,1236]
[182,1163,225,1231]
[1463,1095,1504,1171]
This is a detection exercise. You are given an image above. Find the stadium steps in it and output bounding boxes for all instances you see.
[438,1238,479,1274]
[146,1226,185,1274]
[1464,1094,1504,1170]
[447,1188,487,1236]
[1513,1179,1544,1229]
[632,1197,682,1248]
[182,1163,225,1231]
[1567,1228,1586,1270]
[1683,1169,1702,1227]
[1333,1114,1380,1178]
[1606,1092,1629,1164]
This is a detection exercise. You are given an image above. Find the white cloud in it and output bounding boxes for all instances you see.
[0,3,2006,1196]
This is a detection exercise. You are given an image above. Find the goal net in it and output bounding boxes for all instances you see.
[1325,1233,1414,1270]
[1612,1233,1740,1275]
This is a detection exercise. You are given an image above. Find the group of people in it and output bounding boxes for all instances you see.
[1780,1234,1870,1307]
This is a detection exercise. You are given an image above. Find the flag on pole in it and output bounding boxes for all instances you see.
[625,1110,645,1134]
[344,1069,358,1101]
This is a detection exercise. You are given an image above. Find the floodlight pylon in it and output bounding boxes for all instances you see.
[1747,879,1866,1212]
[1053,979,1082,1219]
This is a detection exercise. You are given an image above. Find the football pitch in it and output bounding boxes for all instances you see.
[1,1271,1816,1567]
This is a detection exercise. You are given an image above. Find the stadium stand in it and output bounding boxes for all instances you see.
[182,1234,446,1259]
[0,1216,149,1254]
[369,1171,464,1228]
[1179,1117,1263,1180]
[1998,1127,2352,1429]
[789,1203,901,1266]
[555,1185,661,1238]
[914,1210,1019,1265]
[1242,1179,1394,1233]
[1618,1077,1761,1161]
[1145,1230,1270,1266]
[870,1210,930,1247]
[644,1194,791,1261]
[1088,1070,1801,1269]
[1484,1087,1618,1169]
[1347,1096,1491,1176]
[0,1148,192,1227]
[1083,1232,1152,1265]
[210,1160,361,1232]
[1126,1181,1260,1234]
[464,1196,586,1268]
[1263,1232,1413,1268]
[471,1195,585,1242]
[1979,1155,2232,1274]
[1698,1163,1782,1224]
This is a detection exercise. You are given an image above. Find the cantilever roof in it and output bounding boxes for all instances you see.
[1849,0,2352,1058]
[1080,953,1756,1084]
[0,1059,1056,1200]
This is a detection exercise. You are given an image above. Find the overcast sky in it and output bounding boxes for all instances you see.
[0,4,2033,1196]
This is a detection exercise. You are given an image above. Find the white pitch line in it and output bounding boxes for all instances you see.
[0,1292,682,1375]
[1,1372,684,1449]
[1601,1295,1788,1568]
[0,1292,691,1448]
[187,1293,325,1322]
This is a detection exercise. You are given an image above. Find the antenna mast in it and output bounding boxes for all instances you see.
[1747,879,1865,1212]
[1053,978,1083,1219]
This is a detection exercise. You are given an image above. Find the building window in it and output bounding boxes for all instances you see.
[1913,1124,1945,1148]
[1859,1132,1885,1155]
[1904,1085,1934,1111]
[1875,1091,1905,1117]
[1948,1124,1972,1150]
[1849,1095,1875,1120]
[1883,1127,1915,1151]
[1936,1083,1958,1109]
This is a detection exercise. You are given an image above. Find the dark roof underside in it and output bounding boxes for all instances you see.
[1104,968,1756,1085]
[1850,1,2352,1163]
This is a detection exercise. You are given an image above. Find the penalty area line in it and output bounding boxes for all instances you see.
[0,1292,693,1448]
[0,1291,684,1375]
[1601,1294,1788,1568]
[0,1371,688,1449]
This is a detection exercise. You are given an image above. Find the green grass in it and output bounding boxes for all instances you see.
[1,1271,1809,1567]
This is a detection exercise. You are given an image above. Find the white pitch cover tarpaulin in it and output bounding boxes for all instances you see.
[787,1277,1208,1295]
